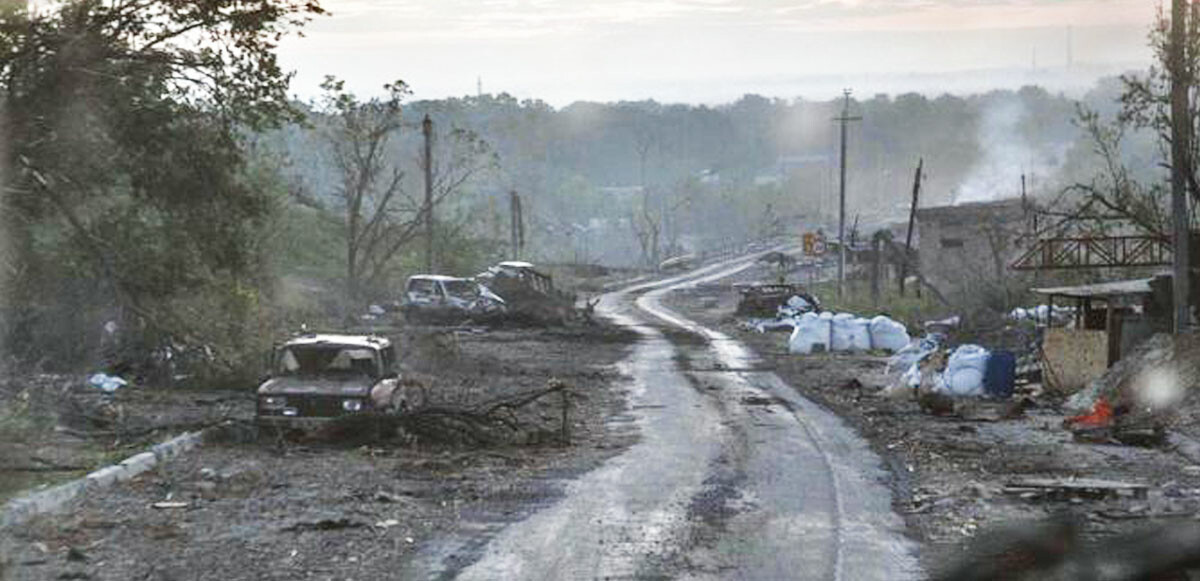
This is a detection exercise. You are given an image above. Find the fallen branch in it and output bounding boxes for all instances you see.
[378,379,571,446]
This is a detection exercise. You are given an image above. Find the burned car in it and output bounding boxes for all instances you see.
[400,274,506,323]
[475,261,576,324]
[256,333,420,429]
[733,282,820,317]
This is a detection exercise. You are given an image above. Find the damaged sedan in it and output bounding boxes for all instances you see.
[400,274,506,323]
[256,333,420,429]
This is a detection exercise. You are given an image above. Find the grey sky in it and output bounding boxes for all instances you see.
[278,0,1158,105]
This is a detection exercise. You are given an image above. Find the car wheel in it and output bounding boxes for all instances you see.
[396,398,410,414]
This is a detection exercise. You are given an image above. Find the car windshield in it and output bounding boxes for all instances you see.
[408,279,440,297]
[276,346,379,378]
[443,280,478,299]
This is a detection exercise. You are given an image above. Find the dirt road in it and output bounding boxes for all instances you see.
[456,254,920,580]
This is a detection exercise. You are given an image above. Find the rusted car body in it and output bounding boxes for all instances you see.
[476,261,575,324]
[400,274,506,323]
[733,282,819,317]
[256,333,420,429]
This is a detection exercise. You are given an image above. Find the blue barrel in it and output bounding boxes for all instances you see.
[983,350,1016,399]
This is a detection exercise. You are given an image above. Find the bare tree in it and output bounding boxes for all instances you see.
[1063,4,1200,236]
[316,77,495,306]
[631,189,662,268]
[1062,107,1171,237]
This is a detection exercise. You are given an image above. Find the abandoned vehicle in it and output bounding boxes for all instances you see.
[400,274,506,323]
[256,333,420,428]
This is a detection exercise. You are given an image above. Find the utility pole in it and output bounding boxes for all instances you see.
[1171,0,1192,332]
[422,114,434,273]
[900,158,922,296]
[835,89,861,299]
[510,190,524,260]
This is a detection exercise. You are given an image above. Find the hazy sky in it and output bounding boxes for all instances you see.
[279,0,1159,105]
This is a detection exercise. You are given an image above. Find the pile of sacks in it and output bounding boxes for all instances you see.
[788,312,911,355]
[886,341,1013,398]
[1009,305,1074,325]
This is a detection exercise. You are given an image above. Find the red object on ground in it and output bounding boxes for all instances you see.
[1065,397,1113,429]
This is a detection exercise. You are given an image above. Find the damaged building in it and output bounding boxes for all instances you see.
[915,198,1035,305]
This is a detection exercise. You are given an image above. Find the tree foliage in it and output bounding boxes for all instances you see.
[0,0,322,371]
[1062,4,1200,236]
[308,77,497,307]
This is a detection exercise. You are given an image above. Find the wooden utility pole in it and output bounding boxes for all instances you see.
[1171,0,1192,332]
[899,158,922,296]
[835,89,862,298]
[422,114,435,273]
[870,233,882,306]
[509,190,524,260]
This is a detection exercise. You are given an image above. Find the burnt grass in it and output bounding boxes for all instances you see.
[663,286,1200,577]
[2,323,638,581]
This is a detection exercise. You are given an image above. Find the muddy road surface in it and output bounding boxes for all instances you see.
[455,254,920,580]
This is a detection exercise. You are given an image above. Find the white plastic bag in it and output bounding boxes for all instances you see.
[88,373,128,393]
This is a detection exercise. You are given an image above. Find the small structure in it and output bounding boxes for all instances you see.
[1031,276,1170,393]
[916,199,1032,300]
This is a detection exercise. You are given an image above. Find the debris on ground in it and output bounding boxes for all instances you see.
[2,323,636,580]
[1003,477,1149,501]
[86,373,127,393]
[733,282,816,318]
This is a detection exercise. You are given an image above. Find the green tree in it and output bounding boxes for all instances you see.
[0,0,323,370]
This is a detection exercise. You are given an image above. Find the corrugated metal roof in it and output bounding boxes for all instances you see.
[1030,277,1154,298]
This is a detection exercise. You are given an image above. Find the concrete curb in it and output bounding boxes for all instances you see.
[0,428,209,530]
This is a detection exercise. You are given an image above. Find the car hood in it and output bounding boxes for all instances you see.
[257,376,374,397]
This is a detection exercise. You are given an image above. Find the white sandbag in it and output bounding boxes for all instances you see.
[868,316,910,353]
[947,344,989,372]
[831,313,871,352]
[944,368,985,396]
[788,312,831,354]
[937,344,990,397]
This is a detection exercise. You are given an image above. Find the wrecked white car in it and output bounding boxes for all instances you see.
[400,275,506,323]
[256,333,421,429]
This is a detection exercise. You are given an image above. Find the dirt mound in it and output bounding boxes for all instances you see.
[1066,334,1200,420]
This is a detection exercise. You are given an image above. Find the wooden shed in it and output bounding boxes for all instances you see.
[1031,277,1168,393]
